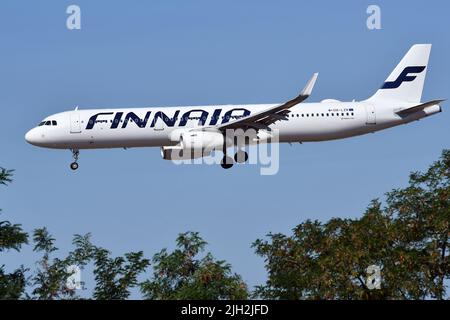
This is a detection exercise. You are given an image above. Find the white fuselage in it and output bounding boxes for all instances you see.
[25,100,441,150]
[23,44,443,170]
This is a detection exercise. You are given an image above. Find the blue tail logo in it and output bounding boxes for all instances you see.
[382,66,426,89]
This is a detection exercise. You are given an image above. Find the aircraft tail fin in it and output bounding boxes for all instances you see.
[366,44,431,103]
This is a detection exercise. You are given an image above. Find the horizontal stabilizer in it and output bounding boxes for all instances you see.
[396,99,445,116]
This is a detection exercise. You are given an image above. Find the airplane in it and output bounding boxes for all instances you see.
[25,44,444,170]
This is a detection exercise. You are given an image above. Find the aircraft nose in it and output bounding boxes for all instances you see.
[25,128,41,146]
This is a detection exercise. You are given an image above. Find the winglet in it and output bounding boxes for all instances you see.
[215,72,319,131]
[300,73,319,97]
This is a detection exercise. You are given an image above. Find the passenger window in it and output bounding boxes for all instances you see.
[52,120,57,126]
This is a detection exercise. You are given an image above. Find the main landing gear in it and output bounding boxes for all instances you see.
[234,150,249,163]
[220,155,234,169]
[220,150,249,169]
[70,149,79,171]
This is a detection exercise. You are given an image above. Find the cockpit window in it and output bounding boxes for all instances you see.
[38,120,57,127]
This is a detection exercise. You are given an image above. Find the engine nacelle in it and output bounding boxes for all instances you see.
[161,131,225,160]
[180,131,224,151]
[161,145,210,160]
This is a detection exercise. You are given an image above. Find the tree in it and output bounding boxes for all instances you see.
[0,168,28,251]
[31,229,95,299]
[2,150,448,300]
[0,168,28,299]
[30,226,150,300]
[385,149,450,299]
[141,232,248,300]
[92,248,150,300]
[253,150,449,300]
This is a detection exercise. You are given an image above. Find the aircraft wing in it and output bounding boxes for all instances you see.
[213,73,318,132]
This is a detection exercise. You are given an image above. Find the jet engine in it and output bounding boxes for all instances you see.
[161,131,225,160]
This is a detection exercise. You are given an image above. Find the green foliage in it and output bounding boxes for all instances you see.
[253,150,450,300]
[0,168,28,299]
[0,167,13,186]
[385,149,450,299]
[29,227,150,300]
[69,233,96,266]
[0,220,28,253]
[0,168,28,252]
[2,150,449,300]
[92,248,150,300]
[31,228,76,299]
[0,266,27,299]
[33,227,57,253]
[141,232,248,300]
[31,229,96,299]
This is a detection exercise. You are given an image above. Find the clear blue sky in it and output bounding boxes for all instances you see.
[1,0,449,298]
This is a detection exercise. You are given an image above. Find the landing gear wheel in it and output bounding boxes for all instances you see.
[70,149,80,171]
[220,156,234,169]
[234,150,249,163]
[70,162,79,170]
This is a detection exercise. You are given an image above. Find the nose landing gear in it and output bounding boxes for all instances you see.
[70,149,79,170]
